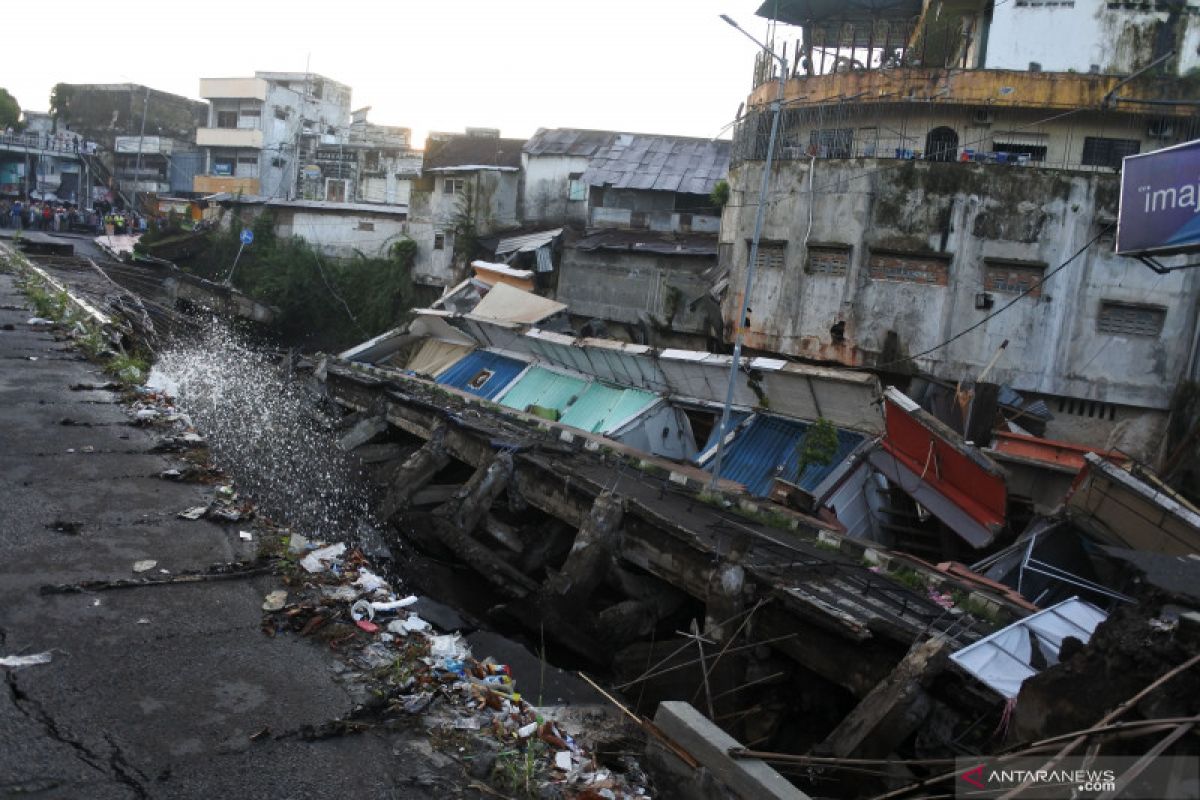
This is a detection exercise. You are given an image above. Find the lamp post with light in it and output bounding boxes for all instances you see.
[708,14,789,491]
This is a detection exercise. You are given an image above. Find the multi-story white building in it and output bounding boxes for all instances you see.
[193,71,352,198]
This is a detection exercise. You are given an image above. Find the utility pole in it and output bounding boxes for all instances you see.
[131,85,149,214]
[708,14,788,491]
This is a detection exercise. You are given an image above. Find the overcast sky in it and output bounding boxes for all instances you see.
[5,0,775,145]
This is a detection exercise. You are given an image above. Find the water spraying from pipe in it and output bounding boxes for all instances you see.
[153,318,374,541]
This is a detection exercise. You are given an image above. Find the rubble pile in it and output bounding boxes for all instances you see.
[265,532,652,798]
[124,372,652,796]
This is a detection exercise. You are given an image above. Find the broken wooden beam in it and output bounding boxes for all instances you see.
[378,423,451,520]
[336,414,389,452]
[438,451,514,533]
[429,516,539,598]
[817,635,948,760]
[408,484,462,507]
[544,491,624,605]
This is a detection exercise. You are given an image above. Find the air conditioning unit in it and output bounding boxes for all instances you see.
[1147,119,1174,139]
[971,109,994,126]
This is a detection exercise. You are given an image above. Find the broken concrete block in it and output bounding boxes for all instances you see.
[336,415,389,452]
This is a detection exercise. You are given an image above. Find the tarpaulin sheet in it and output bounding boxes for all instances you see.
[950,597,1107,698]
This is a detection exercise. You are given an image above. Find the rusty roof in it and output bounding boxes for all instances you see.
[423,135,525,170]
[523,128,617,157]
[580,134,730,196]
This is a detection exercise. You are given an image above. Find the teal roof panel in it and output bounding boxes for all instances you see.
[496,367,587,416]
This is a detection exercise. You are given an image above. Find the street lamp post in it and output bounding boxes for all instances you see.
[708,14,789,491]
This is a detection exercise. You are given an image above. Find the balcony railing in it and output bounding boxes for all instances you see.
[731,99,1200,172]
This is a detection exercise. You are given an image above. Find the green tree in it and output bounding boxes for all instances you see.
[710,179,731,208]
[795,418,840,481]
[0,88,19,130]
[48,83,73,130]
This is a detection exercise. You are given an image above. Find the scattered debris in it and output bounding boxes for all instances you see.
[177,507,207,520]
[300,543,347,573]
[132,560,157,573]
[262,590,288,612]
[0,652,53,668]
[239,530,253,542]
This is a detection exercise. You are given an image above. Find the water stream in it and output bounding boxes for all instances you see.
[152,318,375,541]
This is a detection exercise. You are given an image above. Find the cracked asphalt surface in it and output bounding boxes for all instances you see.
[0,270,455,799]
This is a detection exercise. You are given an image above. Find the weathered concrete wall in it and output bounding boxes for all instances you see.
[522,153,590,226]
[558,248,716,336]
[721,158,1200,417]
[427,171,519,233]
[985,0,1200,76]
[57,84,206,151]
[273,209,409,260]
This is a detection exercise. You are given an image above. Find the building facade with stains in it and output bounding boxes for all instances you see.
[193,72,352,198]
[406,130,525,289]
[523,129,731,348]
[720,0,1200,459]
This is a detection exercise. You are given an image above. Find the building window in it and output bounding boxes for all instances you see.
[807,244,850,276]
[434,232,445,250]
[325,178,348,203]
[809,128,854,159]
[443,177,465,195]
[750,240,786,270]
[1097,302,1166,337]
[868,251,950,285]
[239,106,261,118]
[568,172,586,201]
[985,260,1046,295]
[357,221,375,231]
[467,369,494,390]
[274,107,289,120]
[216,110,238,129]
[993,142,1047,162]
[1082,137,1140,169]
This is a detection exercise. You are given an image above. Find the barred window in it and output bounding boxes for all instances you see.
[985,261,1046,295]
[1097,302,1165,337]
[1082,137,1140,169]
[751,240,786,270]
[807,244,850,276]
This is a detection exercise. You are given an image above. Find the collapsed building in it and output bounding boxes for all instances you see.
[314,257,1200,793]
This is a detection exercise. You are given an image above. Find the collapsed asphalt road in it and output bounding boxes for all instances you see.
[0,271,460,799]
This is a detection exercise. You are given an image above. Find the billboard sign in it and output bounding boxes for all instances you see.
[1116,139,1200,256]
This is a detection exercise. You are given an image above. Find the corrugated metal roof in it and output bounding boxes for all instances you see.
[559,383,658,434]
[494,228,563,256]
[523,128,617,157]
[497,367,587,416]
[423,135,525,170]
[436,350,528,400]
[573,230,719,256]
[580,135,730,196]
[697,415,865,497]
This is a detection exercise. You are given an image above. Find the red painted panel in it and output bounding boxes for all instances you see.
[880,392,1007,533]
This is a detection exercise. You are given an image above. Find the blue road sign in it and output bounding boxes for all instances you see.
[240,228,254,246]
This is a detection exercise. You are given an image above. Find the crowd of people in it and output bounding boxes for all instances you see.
[0,198,150,234]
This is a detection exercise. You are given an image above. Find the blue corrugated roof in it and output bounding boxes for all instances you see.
[436,350,527,400]
[697,415,864,497]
